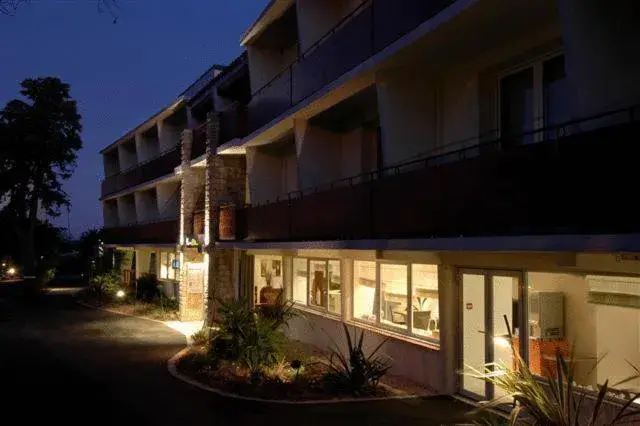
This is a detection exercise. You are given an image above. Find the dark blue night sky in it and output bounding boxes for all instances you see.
[0,0,266,237]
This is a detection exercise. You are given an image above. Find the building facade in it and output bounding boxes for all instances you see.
[102,0,640,406]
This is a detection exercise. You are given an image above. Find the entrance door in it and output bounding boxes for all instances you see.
[460,269,522,399]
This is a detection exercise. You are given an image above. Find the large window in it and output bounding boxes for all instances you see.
[254,256,284,305]
[353,261,440,342]
[291,258,341,314]
[526,272,640,394]
[159,252,177,280]
[500,54,568,145]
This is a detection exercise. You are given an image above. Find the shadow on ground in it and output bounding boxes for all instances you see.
[0,282,473,426]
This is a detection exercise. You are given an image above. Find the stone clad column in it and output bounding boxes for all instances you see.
[205,111,247,326]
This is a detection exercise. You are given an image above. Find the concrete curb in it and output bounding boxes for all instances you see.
[75,299,194,345]
[166,348,422,405]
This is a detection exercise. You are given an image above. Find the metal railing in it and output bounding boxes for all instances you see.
[248,103,640,208]
[248,0,457,133]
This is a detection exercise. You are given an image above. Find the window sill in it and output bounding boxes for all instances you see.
[293,304,342,321]
[347,319,441,351]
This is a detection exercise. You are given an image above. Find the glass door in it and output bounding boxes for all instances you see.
[460,269,522,399]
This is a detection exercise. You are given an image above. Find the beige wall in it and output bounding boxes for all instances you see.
[527,272,597,385]
[247,44,298,93]
[296,0,365,52]
[134,189,158,223]
[117,194,136,225]
[376,68,438,167]
[158,120,182,152]
[117,139,137,170]
[103,200,119,228]
[296,123,342,189]
[246,146,294,204]
[157,181,180,219]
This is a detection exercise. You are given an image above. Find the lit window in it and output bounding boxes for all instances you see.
[290,257,341,314]
[411,264,439,339]
[380,264,408,330]
[353,261,440,342]
[160,252,177,280]
[293,258,308,305]
[353,261,377,323]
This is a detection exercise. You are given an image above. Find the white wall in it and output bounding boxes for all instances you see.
[296,122,342,189]
[158,121,181,152]
[102,200,119,228]
[340,129,363,178]
[117,139,138,170]
[117,194,137,225]
[558,0,640,117]
[247,44,297,93]
[285,313,444,391]
[376,69,438,167]
[134,189,159,223]
[135,132,159,163]
[103,150,120,177]
[157,181,180,219]
[246,146,295,204]
[296,0,365,52]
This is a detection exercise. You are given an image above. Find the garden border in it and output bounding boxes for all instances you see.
[77,298,425,405]
[167,348,423,405]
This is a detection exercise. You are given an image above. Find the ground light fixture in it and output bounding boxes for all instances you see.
[7,267,16,276]
[116,290,126,298]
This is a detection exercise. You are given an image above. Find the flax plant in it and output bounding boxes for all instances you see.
[464,315,640,425]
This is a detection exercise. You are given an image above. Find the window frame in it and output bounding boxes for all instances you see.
[352,260,440,345]
[496,50,565,143]
[291,257,342,316]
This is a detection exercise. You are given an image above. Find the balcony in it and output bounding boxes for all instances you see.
[101,147,181,198]
[248,0,456,133]
[192,123,207,159]
[219,102,249,146]
[232,105,640,242]
[102,219,179,245]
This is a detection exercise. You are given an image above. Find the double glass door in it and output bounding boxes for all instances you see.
[460,269,523,399]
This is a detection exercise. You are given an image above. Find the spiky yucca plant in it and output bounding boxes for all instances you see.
[466,315,640,425]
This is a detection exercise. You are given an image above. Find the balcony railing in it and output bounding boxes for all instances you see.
[192,123,207,159]
[101,147,180,198]
[102,219,179,245]
[248,0,456,133]
[232,104,640,242]
[219,102,248,146]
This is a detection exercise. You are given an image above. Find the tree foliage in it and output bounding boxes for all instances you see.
[0,77,82,278]
[0,0,119,22]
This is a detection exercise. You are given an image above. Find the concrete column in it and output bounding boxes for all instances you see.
[438,263,458,394]
[558,0,640,116]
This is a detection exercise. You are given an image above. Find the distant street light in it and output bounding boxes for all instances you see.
[7,267,16,276]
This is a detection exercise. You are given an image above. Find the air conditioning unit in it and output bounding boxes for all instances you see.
[529,291,564,339]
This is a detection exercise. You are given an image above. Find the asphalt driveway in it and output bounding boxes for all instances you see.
[0,282,472,426]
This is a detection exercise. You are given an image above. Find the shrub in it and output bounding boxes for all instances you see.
[191,328,209,346]
[322,324,392,396]
[135,273,160,301]
[214,297,287,373]
[89,271,121,302]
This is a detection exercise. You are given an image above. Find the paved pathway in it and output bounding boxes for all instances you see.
[0,282,471,425]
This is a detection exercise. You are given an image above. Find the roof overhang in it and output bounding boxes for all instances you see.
[240,0,294,46]
[100,97,185,154]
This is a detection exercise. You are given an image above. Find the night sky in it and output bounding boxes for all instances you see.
[0,0,266,237]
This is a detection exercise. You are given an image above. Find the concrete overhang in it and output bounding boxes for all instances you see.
[240,0,294,46]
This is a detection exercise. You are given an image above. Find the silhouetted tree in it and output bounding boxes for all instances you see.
[0,77,82,285]
[0,0,118,22]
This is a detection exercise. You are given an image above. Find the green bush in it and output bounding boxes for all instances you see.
[213,297,289,374]
[89,271,121,302]
[322,324,392,396]
[135,273,160,302]
[191,328,209,346]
